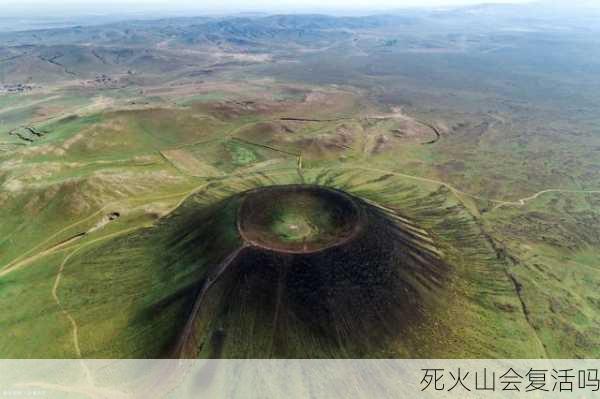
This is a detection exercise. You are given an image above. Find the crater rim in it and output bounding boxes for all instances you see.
[237,184,365,254]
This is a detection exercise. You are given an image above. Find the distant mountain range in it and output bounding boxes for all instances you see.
[1,1,598,83]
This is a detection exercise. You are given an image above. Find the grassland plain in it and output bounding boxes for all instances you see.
[1,7,600,359]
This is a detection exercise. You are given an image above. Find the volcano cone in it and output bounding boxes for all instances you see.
[181,184,450,358]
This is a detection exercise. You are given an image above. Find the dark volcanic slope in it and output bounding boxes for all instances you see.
[180,185,450,358]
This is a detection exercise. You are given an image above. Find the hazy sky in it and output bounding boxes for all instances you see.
[2,0,534,15]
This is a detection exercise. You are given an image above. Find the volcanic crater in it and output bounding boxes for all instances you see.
[238,185,364,253]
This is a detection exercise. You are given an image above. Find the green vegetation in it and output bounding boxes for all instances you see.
[0,6,599,359]
[226,141,260,166]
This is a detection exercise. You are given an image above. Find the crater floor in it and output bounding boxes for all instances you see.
[238,185,363,253]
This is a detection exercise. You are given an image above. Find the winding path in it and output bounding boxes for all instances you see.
[493,189,600,210]
[172,245,248,358]
[52,226,148,358]
[0,177,220,277]
[352,166,600,210]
